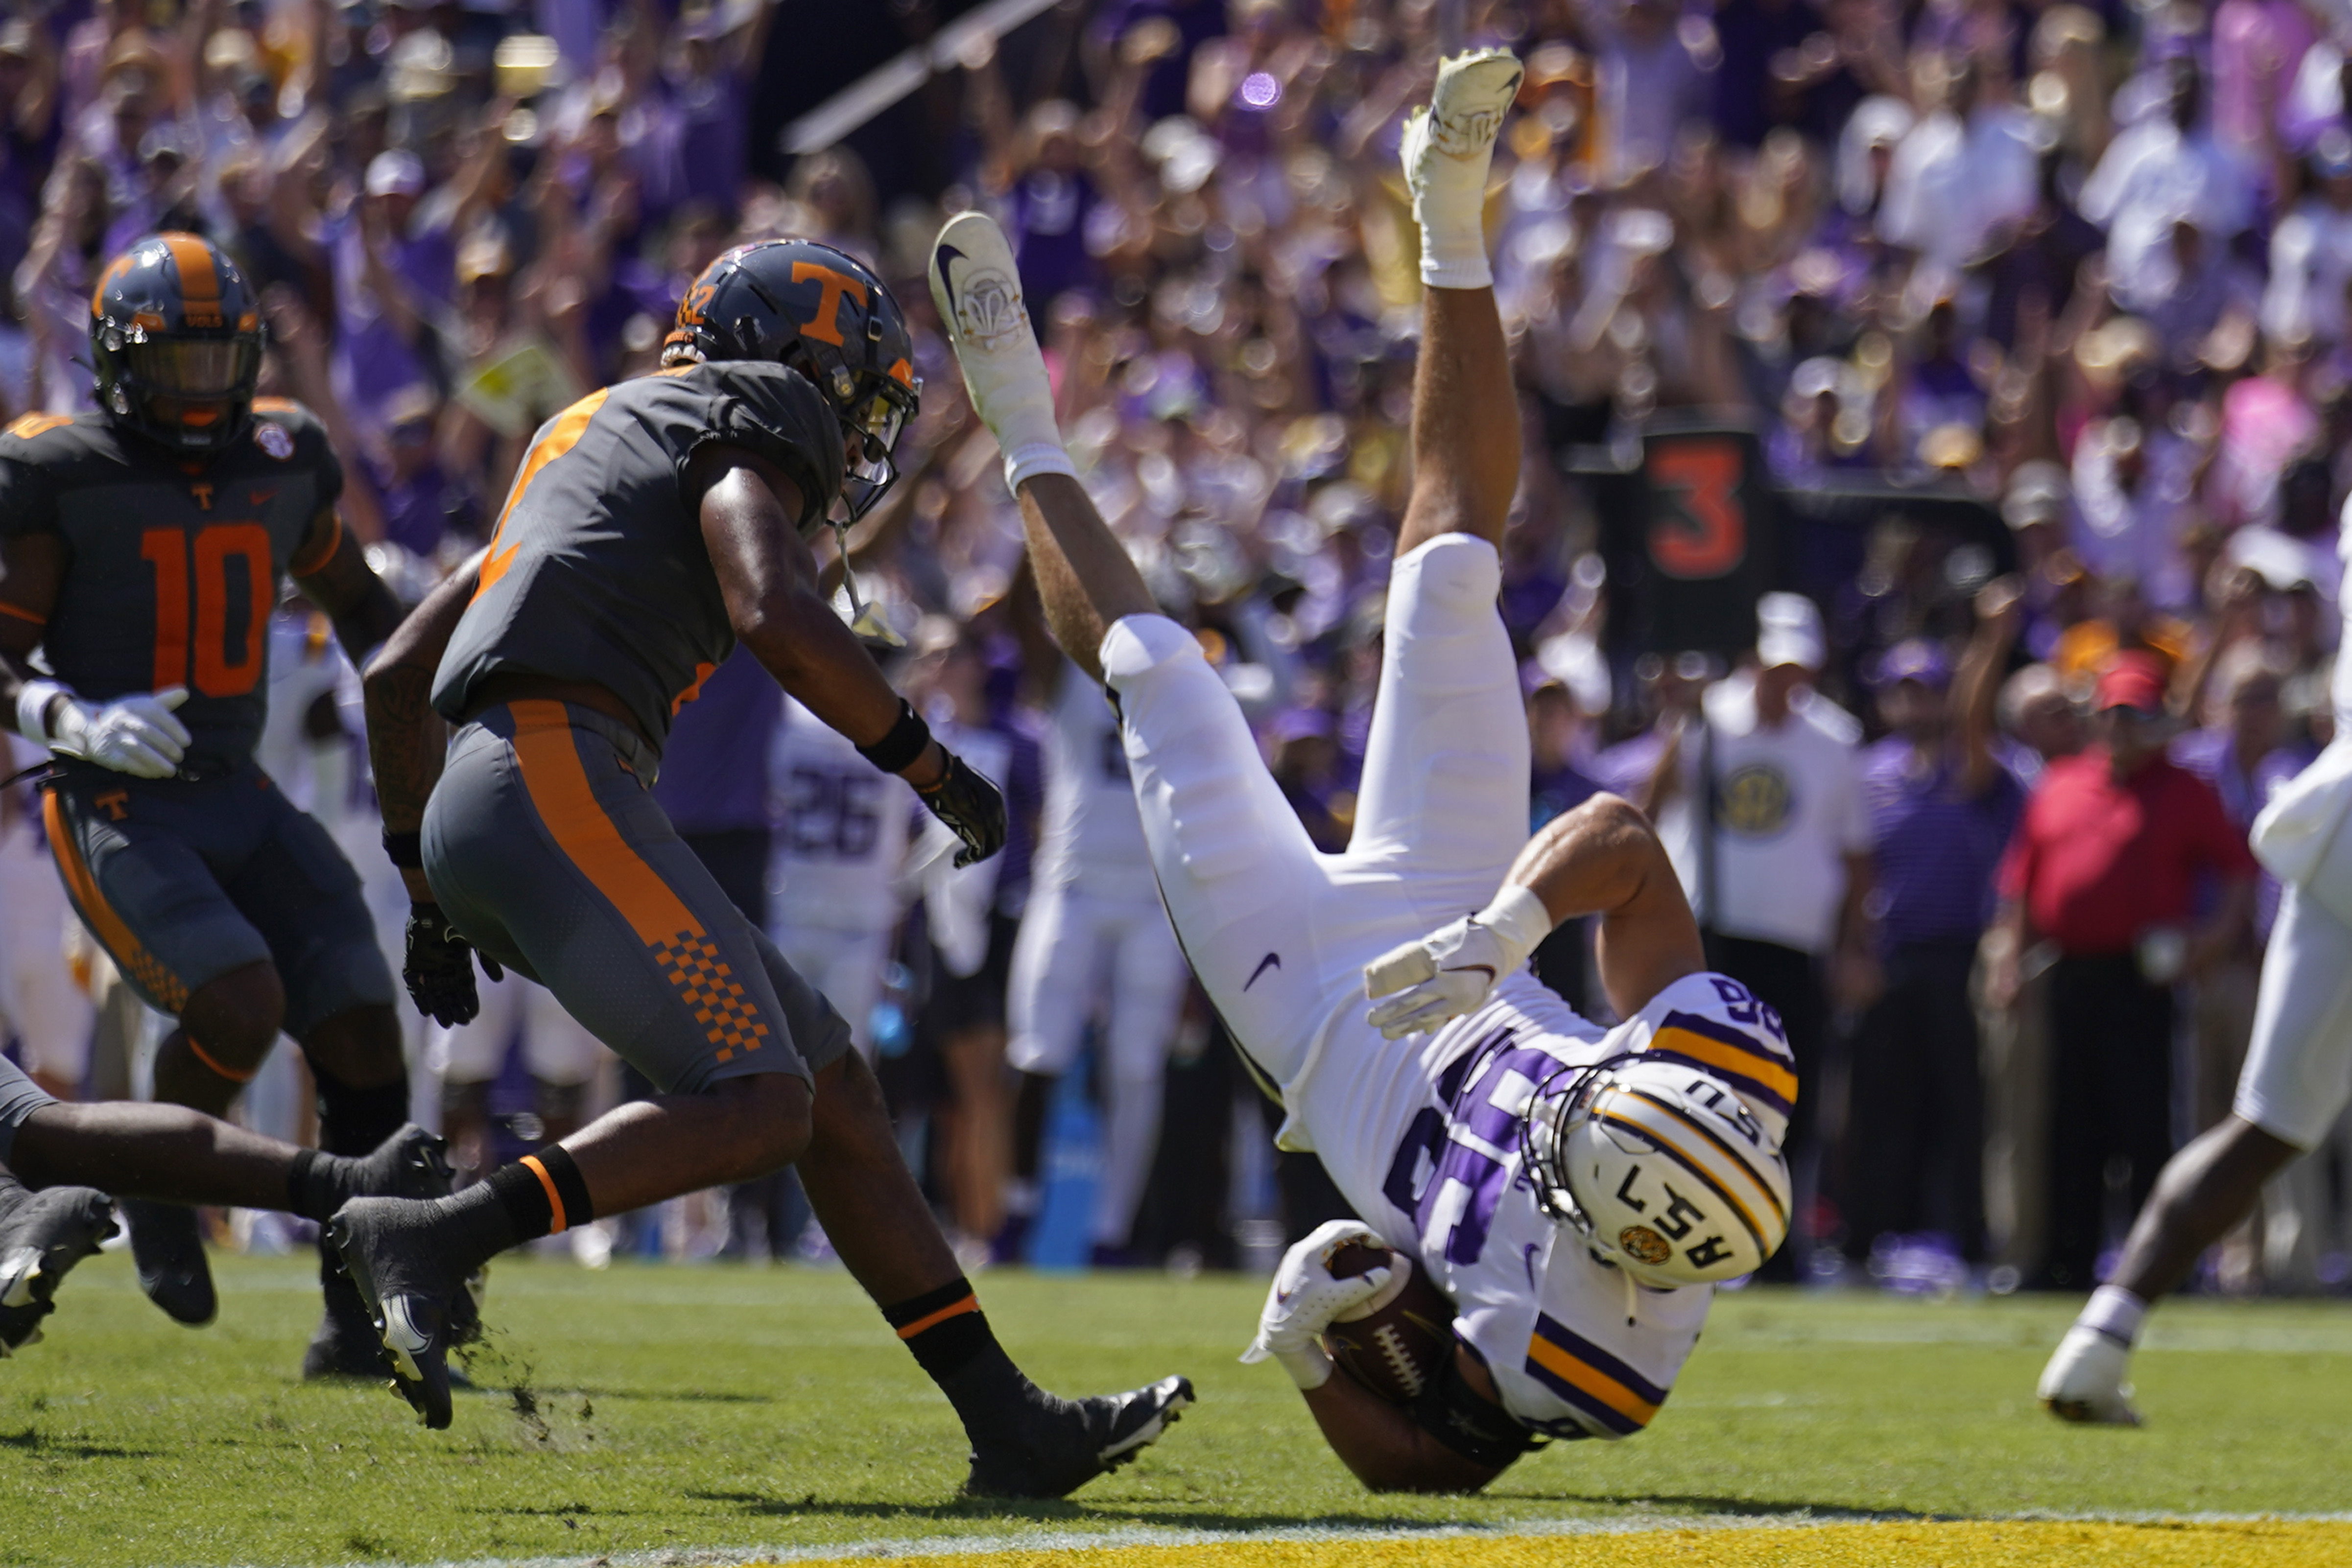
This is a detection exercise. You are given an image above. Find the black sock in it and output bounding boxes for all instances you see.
[883,1277,1036,1433]
[287,1071,413,1222]
[489,1146,594,1239]
[316,1070,408,1158]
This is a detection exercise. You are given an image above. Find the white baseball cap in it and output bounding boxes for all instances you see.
[1755,591,1826,672]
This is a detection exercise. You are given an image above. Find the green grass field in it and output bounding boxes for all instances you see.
[3,1250,2348,1568]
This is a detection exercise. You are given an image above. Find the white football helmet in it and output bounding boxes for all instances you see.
[1520,1054,1792,1286]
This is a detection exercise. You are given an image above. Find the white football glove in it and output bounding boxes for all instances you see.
[18,680,191,779]
[1362,884,1554,1041]
[1239,1219,1395,1389]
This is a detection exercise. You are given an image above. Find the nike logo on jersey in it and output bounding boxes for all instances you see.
[1245,952,1283,990]
[247,487,278,506]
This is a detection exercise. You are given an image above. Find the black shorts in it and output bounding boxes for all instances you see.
[925,909,1020,1036]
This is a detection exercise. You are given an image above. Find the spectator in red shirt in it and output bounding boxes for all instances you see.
[1991,652,2257,1291]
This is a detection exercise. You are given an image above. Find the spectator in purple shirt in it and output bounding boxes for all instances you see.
[1839,581,2026,1272]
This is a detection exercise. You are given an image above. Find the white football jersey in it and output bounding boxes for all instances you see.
[254,607,352,816]
[1300,968,1797,1440]
[768,699,915,935]
[1033,662,1156,899]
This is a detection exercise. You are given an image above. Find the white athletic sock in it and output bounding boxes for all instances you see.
[2078,1284,2147,1347]
[1402,50,1522,290]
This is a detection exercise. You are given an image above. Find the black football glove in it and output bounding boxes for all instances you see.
[916,749,1008,867]
[402,905,502,1028]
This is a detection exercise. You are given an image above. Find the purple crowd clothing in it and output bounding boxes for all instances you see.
[369,456,481,560]
[328,212,456,432]
[674,71,748,208]
[1859,737,2025,950]
[1531,760,1604,832]
[1008,166,1099,312]
[1711,0,1823,150]
[652,646,784,836]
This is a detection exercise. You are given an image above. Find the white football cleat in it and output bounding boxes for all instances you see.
[2038,1322,2144,1426]
[1401,48,1523,288]
[927,211,1069,487]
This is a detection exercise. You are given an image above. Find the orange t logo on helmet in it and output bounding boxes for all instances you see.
[791,261,868,347]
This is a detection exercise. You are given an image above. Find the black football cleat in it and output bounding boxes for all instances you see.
[965,1375,1194,1498]
[305,1127,459,1381]
[0,1186,117,1354]
[119,1197,216,1327]
[327,1197,480,1428]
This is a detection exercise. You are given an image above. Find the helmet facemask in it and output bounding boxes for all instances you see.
[1518,1054,1792,1288]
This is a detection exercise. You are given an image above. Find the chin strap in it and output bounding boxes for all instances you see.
[830,518,903,646]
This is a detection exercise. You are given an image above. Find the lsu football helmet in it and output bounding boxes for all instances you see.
[1520,1054,1792,1287]
[662,237,920,525]
[89,233,266,456]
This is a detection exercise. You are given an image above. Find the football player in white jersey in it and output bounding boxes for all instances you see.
[2038,505,2352,1425]
[931,50,1795,1487]
[1004,653,1188,1265]
[768,696,925,1057]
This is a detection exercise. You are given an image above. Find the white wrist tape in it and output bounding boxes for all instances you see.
[1475,883,1556,953]
[1273,1341,1333,1391]
[15,679,69,748]
[1003,440,1079,493]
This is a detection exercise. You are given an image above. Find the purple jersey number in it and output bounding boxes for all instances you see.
[1381,1028,1564,1267]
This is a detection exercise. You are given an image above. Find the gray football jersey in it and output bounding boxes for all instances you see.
[0,400,345,776]
[432,360,844,753]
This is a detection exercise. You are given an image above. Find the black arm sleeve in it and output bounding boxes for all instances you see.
[1409,1344,1548,1470]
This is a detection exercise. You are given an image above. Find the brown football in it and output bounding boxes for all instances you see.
[1319,1240,1454,1405]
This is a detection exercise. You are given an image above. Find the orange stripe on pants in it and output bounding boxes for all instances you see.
[40,790,190,1012]
[505,701,703,946]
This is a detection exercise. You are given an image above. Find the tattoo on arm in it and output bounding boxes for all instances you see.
[366,662,443,835]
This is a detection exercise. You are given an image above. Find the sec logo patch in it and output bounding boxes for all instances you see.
[1619,1225,1672,1266]
[1717,762,1792,836]
[256,423,294,460]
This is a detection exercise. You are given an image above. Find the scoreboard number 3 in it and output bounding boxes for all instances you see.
[1646,437,1746,581]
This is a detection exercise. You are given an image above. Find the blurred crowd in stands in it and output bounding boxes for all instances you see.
[3,0,2352,1295]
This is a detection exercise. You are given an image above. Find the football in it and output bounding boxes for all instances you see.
[1319,1240,1454,1404]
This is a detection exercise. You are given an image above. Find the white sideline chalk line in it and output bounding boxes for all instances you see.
[354,1509,2352,1568]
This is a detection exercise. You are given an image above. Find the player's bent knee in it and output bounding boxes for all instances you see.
[303,1004,407,1086]
[182,961,286,1063]
[1396,532,1501,613]
[710,1072,814,1180]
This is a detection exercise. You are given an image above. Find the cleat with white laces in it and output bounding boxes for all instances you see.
[327,1197,481,1428]
[927,211,1069,490]
[964,1374,1194,1498]
[0,1186,117,1353]
[2038,1322,2144,1426]
[1400,49,1524,288]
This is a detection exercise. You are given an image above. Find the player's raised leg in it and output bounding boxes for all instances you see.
[1394,47,1524,562]
[1346,49,1533,923]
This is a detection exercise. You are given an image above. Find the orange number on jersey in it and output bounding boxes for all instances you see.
[140,528,190,690]
[1647,438,1746,581]
[143,524,271,698]
[192,524,271,697]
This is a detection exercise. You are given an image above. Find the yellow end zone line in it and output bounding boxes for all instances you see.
[752,1521,2352,1568]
